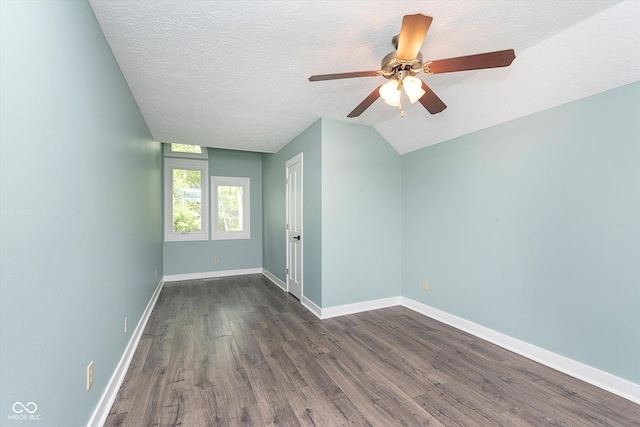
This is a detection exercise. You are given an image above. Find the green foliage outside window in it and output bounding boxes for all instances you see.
[217,186,243,232]
[173,169,202,232]
[171,143,202,154]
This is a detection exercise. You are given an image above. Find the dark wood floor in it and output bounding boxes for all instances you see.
[105,274,640,426]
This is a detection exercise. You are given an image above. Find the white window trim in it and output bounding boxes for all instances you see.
[164,158,209,242]
[164,143,208,159]
[211,176,250,240]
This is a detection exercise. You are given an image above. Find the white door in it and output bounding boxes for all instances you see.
[286,154,303,300]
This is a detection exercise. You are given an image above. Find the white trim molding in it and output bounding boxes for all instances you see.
[262,269,321,318]
[302,296,322,319]
[164,268,262,282]
[88,278,165,427]
[321,297,401,320]
[400,297,640,405]
[211,176,251,240]
[163,142,208,159]
[163,157,209,242]
[262,269,287,291]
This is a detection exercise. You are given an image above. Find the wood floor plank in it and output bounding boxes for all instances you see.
[246,362,302,426]
[286,386,358,427]
[210,335,257,407]
[548,395,640,427]
[326,396,373,427]
[337,321,438,399]
[108,337,152,416]
[105,274,640,427]
[253,334,308,392]
[282,340,345,401]
[414,386,505,427]
[227,404,262,426]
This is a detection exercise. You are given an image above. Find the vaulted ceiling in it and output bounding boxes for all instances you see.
[89,1,640,154]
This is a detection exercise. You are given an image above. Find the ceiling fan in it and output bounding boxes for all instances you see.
[308,14,515,118]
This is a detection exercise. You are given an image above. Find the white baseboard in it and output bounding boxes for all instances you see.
[302,296,322,319]
[261,270,322,318]
[400,297,640,405]
[164,268,262,282]
[320,296,401,320]
[261,270,322,319]
[88,278,165,427]
[262,269,287,291]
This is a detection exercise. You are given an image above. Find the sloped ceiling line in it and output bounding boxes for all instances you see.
[89,0,640,154]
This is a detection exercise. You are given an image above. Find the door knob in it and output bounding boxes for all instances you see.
[293,235,301,241]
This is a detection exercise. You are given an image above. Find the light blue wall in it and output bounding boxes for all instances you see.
[0,1,163,426]
[401,81,640,384]
[3,3,635,424]
[262,120,323,305]
[322,119,401,307]
[262,118,401,308]
[163,148,263,275]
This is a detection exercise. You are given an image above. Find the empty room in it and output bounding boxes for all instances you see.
[1,1,639,426]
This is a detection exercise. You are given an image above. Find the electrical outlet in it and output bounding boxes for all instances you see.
[422,280,429,291]
[214,256,219,263]
[124,317,128,333]
[87,361,94,391]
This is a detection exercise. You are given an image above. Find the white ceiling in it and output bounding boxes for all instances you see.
[89,0,640,154]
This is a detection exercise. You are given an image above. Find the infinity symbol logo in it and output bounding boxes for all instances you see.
[12,402,38,414]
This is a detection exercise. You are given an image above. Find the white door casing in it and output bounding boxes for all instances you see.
[286,154,303,300]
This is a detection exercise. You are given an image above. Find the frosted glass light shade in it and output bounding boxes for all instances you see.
[402,76,426,103]
[379,80,401,106]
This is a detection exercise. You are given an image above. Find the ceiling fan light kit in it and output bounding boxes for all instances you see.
[380,80,402,106]
[309,13,515,118]
[401,76,426,103]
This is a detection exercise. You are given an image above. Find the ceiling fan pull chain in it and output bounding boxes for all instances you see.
[398,79,405,117]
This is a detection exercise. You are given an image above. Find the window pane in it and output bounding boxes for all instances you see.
[172,169,202,232]
[171,143,202,154]
[217,185,243,232]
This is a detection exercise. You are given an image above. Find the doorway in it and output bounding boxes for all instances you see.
[286,153,303,300]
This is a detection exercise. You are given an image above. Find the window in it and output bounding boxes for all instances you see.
[164,158,209,241]
[211,176,250,240]
[164,143,208,159]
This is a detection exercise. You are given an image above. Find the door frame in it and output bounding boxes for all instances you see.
[285,153,303,299]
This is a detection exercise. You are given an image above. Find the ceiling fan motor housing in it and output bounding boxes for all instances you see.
[381,51,423,80]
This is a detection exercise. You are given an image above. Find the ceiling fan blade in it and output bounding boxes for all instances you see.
[347,85,383,118]
[309,70,381,81]
[419,80,447,114]
[396,14,433,61]
[424,49,515,74]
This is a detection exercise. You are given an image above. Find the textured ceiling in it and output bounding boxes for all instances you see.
[89,0,640,154]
